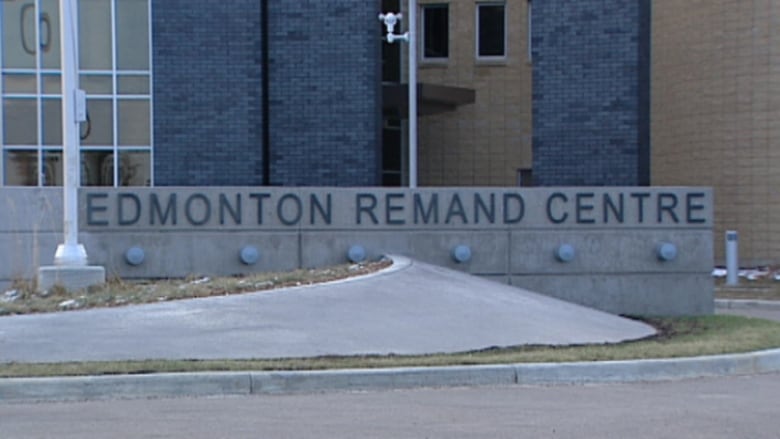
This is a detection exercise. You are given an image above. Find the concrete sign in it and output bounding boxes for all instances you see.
[0,187,713,316]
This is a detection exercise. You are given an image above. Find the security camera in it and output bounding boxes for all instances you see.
[378,12,402,35]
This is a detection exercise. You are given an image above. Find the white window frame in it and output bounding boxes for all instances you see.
[475,1,507,61]
[527,0,532,63]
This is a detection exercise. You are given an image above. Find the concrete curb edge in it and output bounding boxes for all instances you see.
[3,349,780,403]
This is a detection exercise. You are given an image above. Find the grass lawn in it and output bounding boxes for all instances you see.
[0,259,391,316]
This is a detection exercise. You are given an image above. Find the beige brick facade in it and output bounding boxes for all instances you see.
[411,0,532,186]
[652,0,780,265]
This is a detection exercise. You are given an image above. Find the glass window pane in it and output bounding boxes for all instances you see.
[478,4,506,57]
[2,73,37,94]
[382,172,401,187]
[80,74,113,95]
[79,75,114,95]
[2,1,36,68]
[3,98,37,145]
[118,150,150,186]
[381,31,401,83]
[42,150,63,186]
[4,150,38,185]
[81,150,113,186]
[78,0,112,70]
[81,99,113,146]
[423,5,448,59]
[42,98,62,145]
[116,0,149,70]
[42,73,62,94]
[118,99,150,145]
[40,0,61,69]
[382,126,401,171]
[118,75,149,94]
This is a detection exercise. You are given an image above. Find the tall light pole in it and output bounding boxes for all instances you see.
[380,0,418,188]
[55,0,87,266]
[39,0,105,290]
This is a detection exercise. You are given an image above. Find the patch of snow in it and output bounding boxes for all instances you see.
[712,268,727,278]
[740,269,769,281]
[58,299,81,309]
[2,290,20,303]
[712,266,780,280]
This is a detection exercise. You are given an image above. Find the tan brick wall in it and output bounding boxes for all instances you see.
[409,0,532,186]
[652,0,780,265]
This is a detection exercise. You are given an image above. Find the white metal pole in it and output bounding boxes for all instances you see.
[408,0,417,188]
[726,230,739,286]
[54,0,87,266]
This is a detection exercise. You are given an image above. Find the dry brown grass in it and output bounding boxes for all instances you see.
[0,259,391,316]
[715,276,780,301]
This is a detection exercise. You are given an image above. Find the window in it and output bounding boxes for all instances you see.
[477,2,506,59]
[422,4,448,60]
[0,0,152,187]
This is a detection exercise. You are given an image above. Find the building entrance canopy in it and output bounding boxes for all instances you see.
[383,83,475,117]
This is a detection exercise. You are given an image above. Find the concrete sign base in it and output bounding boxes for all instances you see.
[37,266,106,292]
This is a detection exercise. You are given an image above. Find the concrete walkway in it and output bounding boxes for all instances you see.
[0,256,655,363]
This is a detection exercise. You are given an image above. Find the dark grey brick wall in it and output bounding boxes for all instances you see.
[267,0,381,186]
[152,1,264,186]
[152,1,381,187]
[532,0,650,186]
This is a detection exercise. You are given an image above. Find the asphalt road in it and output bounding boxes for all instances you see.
[2,373,779,438]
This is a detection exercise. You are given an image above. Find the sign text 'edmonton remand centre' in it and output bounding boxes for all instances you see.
[84,190,709,228]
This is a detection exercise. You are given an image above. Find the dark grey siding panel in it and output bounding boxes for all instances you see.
[152,1,380,186]
[532,0,650,186]
[152,0,264,186]
[267,0,380,186]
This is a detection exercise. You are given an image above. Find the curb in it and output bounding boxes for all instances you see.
[716,299,780,310]
[2,349,780,403]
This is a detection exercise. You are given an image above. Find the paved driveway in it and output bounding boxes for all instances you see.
[0,257,654,363]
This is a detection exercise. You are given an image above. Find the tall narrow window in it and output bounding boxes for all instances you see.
[477,2,506,59]
[0,0,152,187]
[422,4,448,60]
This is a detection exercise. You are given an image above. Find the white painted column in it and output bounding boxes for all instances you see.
[407,0,418,188]
[54,0,87,266]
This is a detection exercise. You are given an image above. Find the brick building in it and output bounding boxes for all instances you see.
[412,0,532,186]
[389,0,647,188]
[0,0,777,264]
[652,0,780,265]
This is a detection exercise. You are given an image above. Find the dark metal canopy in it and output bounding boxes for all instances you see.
[383,83,476,118]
